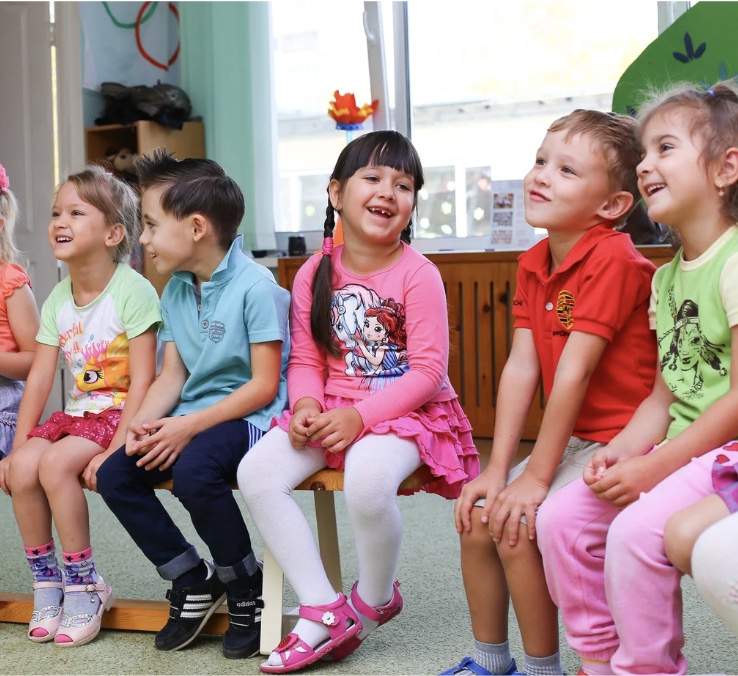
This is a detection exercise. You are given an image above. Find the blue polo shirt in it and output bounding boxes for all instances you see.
[159,235,290,431]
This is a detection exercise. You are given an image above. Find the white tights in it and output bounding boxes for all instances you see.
[238,428,421,653]
[692,510,738,638]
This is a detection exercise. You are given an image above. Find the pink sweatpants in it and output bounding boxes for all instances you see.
[537,447,738,675]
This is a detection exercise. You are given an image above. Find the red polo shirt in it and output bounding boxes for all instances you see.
[513,224,657,442]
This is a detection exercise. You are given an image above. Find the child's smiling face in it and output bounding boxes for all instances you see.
[330,164,415,248]
[637,109,718,231]
[49,182,120,264]
[523,129,616,234]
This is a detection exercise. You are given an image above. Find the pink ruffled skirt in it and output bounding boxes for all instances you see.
[275,395,479,499]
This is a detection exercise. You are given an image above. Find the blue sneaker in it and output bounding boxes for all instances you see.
[440,656,520,675]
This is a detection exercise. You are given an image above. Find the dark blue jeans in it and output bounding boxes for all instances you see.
[97,420,262,580]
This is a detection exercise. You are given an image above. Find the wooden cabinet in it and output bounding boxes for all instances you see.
[278,245,675,439]
[84,120,206,295]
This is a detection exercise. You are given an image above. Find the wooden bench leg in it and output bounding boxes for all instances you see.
[260,544,286,655]
[314,490,342,593]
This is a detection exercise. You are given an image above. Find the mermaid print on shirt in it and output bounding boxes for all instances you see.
[658,294,727,400]
[331,283,409,393]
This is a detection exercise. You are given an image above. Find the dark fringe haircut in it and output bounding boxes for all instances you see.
[311,130,424,357]
[136,148,245,249]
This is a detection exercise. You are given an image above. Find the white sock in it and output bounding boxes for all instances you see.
[266,595,340,666]
[473,639,515,674]
[524,651,563,676]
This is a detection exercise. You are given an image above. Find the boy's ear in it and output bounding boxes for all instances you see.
[191,214,208,242]
[328,179,342,211]
[596,191,634,223]
[715,147,738,188]
[105,222,125,250]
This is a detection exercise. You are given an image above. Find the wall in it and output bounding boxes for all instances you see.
[180,1,277,251]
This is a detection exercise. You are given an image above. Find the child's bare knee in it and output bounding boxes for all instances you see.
[461,507,496,549]
[496,526,534,564]
[664,513,694,574]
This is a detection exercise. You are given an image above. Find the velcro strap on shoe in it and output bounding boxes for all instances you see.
[226,596,264,623]
[166,588,220,620]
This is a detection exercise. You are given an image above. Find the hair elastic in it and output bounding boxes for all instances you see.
[321,237,334,256]
[707,88,716,96]
[0,163,9,194]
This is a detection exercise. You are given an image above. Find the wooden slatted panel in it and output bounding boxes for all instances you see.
[277,246,676,440]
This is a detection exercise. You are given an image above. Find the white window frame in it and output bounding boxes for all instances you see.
[275,1,690,254]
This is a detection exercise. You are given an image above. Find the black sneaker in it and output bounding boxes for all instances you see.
[155,559,227,651]
[222,571,263,659]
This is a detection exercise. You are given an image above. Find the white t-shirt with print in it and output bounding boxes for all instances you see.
[37,265,161,415]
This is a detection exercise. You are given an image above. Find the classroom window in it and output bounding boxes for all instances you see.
[272,1,659,248]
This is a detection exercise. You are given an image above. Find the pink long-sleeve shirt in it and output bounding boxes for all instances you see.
[287,243,457,429]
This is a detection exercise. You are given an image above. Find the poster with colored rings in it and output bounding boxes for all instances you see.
[80,2,181,90]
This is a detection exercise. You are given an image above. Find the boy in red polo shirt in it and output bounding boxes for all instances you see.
[442,110,656,676]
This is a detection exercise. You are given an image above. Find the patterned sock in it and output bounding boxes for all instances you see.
[61,547,102,619]
[472,639,515,675]
[524,651,563,676]
[25,541,63,617]
[580,658,612,675]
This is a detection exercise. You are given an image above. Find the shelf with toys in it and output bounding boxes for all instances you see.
[83,120,205,296]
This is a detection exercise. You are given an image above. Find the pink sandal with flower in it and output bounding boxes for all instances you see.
[326,580,403,661]
[259,593,362,673]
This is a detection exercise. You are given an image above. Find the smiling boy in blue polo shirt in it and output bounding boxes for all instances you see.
[96,149,289,660]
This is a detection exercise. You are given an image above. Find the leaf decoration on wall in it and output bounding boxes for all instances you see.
[673,32,706,63]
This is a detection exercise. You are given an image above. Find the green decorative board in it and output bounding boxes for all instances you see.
[613,2,738,116]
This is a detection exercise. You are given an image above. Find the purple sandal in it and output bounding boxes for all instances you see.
[259,593,361,673]
[326,580,403,661]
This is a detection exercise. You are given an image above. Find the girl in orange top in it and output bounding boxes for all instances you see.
[0,163,40,489]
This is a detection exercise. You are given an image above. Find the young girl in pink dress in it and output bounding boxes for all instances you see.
[238,130,478,673]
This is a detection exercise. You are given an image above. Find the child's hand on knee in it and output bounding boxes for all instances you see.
[488,472,548,545]
[455,471,506,533]
[82,451,113,492]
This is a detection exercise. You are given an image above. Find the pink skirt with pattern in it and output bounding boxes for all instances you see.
[713,441,738,513]
[275,395,480,499]
[28,409,122,448]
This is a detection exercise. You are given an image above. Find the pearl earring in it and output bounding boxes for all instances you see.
[718,184,725,197]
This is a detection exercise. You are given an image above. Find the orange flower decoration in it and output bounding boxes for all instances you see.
[328,90,379,128]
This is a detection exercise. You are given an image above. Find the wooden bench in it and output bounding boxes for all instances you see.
[0,465,439,655]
